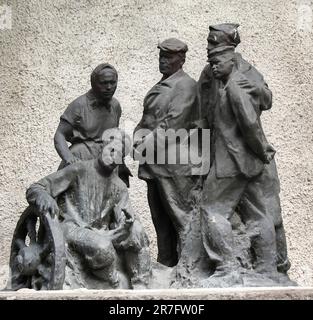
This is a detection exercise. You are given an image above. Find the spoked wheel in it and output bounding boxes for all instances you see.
[9,206,66,290]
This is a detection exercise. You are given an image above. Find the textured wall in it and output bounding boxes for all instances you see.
[0,0,312,287]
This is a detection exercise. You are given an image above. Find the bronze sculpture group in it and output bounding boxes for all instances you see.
[7,24,295,290]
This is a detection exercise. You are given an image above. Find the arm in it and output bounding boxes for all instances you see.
[54,97,82,165]
[142,81,198,147]
[105,184,135,248]
[227,76,275,163]
[237,76,272,112]
[26,165,81,217]
[197,64,219,128]
[54,119,78,165]
[248,65,272,111]
[112,187,134,225]
[112,100,133,186]
[116,100,122,127]
[259,81,272,111]
[236,56,272,112]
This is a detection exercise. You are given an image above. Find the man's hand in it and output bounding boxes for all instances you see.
[35,193,59,218]
[234,76,262,97]
[111,222,131,248]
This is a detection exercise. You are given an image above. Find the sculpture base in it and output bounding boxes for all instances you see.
[1,287,312,300]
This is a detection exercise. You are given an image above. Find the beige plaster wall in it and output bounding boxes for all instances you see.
[0,0,312,287]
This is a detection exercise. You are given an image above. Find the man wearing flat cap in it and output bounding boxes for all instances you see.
[197,23,291,277]
[134,38,200,267]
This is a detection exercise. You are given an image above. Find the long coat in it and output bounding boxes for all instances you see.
[134,69,200,179]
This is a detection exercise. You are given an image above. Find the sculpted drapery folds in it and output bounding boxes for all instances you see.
[197,24,292,286]
[24,129,151,290]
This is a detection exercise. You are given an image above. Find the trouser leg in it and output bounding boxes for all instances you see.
[156,176,200,259]
[200,163,248,270]
[238,170,277,274]
[146,179,178,267]
[275,226,290,273]
[255,160,290,272]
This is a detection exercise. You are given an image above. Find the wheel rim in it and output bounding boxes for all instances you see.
[9,206,66,290]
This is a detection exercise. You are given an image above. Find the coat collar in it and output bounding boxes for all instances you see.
[159,68,185,86]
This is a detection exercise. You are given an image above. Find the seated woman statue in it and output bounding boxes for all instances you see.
[25,128,151,289]
[54,63,132,187]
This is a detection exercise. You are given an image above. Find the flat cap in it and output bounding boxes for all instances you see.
[157,38,188,53]
[208,23,240,47]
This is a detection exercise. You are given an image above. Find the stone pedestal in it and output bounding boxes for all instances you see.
[1,287,313,300]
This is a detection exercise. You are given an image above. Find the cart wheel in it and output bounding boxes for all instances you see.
[9,206,66,290]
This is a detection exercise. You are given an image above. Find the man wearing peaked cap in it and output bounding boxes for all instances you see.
[198,23,291,276]
[198,23,272,125]
[197,24,292,282]
[133,38,201,267]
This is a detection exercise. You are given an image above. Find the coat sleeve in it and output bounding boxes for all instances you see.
[259,81,272,111]
[251,70,272,111]
[197,64,219,128]
[142,79,198,147]
[26,164,81,204]
[244,64,272,112]
[227,75,276,163]
[163,80,198,130]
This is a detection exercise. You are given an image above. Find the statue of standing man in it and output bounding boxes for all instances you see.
[198,25,293,286]
[198,24,291,278]
[133,38,201,267]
